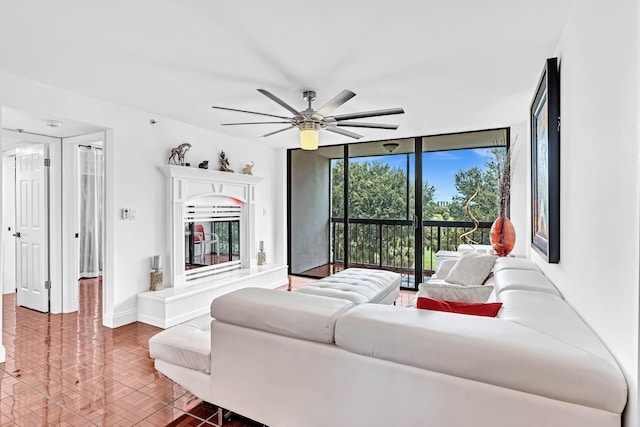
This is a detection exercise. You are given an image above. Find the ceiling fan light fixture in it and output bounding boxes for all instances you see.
[300,122,319,150]
[212,89,404,148]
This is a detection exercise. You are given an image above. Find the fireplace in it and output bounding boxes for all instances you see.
[137,165,287,328]
[184,199,242,279]
[159,165,260,288]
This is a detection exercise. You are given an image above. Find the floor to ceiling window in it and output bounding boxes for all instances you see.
[288,128,508,289]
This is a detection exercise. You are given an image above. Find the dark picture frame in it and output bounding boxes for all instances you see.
[530,57,560,263]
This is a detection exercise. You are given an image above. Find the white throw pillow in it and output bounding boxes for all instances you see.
[444,251,497,287]
[418,282,494,303]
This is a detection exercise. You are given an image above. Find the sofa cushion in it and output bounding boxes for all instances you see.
[416,297,502,317]
[149,314,212,374]
[335,304,627,413]
[444,251,497,286]
[211,287,355,343]
[294,268,400,304]
[418,282,494,303]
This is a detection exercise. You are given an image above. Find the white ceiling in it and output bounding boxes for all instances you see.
[2,107,105,138]
[0,0,576,148]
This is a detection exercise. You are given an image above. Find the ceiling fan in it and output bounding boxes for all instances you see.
[211,89,404,150]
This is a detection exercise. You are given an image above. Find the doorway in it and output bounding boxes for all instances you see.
[62,133,105,313]
[1,107,106,314]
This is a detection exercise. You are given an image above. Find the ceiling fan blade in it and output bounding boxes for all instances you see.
[312,90,356,120]
[331,107,405,122]
[336,121,399,130]
[212,105,290,120]
[325,126,363,139]
[221,121,292,126]
[257,89,301,116]
[262,125,296,137]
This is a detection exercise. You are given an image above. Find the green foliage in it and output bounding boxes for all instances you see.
[349,161,408,219]
[331,156,436,220]
[329,148,505,272]
[331,159,344,217]
[420,181,437,219]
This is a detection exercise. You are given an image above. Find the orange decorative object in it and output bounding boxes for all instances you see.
[490,216,516,256]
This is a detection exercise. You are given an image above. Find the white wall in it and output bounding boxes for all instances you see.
[512,0,640,424]
[508,122,528,257]
[0,70,287,333]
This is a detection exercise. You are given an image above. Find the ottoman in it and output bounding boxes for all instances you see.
[294,268,401,304]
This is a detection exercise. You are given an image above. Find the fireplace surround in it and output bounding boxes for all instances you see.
[136,165,287,328]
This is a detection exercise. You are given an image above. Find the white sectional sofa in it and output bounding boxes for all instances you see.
[150,258,627,427]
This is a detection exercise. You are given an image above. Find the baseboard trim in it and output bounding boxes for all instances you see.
[103,309,138,328]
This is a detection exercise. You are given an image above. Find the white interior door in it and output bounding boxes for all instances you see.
[15,144,49,312]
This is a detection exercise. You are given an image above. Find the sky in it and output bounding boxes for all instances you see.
[351,148,496,202]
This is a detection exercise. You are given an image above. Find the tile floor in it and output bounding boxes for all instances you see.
[1,278,207,426]
[1,275,415,426]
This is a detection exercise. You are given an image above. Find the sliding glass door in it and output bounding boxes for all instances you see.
[421,129,508,283]
[288,128,508,289]
[344,139,415,286]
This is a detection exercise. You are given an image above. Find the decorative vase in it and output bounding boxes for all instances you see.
[490,215,516,256]
[149,255,164,291]
[257,249,266,265]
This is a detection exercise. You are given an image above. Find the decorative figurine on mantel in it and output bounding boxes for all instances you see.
[198,160,209,169]
[220,151,234,172]
[168,143,192,166]
[242,161,254,175]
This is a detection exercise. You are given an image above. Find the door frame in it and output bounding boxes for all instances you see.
[1,153,16,294]
[413,137,424,284]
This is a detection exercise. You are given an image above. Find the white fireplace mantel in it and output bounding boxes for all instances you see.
[136,165,287,329]
[159,164,263,287]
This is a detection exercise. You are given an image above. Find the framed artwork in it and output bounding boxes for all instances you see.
[530,57,560,263]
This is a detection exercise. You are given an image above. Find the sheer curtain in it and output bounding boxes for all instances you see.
[78,145,104,278]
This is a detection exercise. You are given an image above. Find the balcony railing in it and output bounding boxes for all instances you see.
[331,217,493,279]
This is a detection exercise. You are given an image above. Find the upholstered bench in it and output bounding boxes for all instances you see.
[294,268,401,305]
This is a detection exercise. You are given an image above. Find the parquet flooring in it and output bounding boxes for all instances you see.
[1,275,414,426]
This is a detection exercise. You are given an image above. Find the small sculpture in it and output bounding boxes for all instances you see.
[242,161,254,175]
[220,151,234,172]
[459,184,481,245]
[168,143,192,166]
[198,160,209,169]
